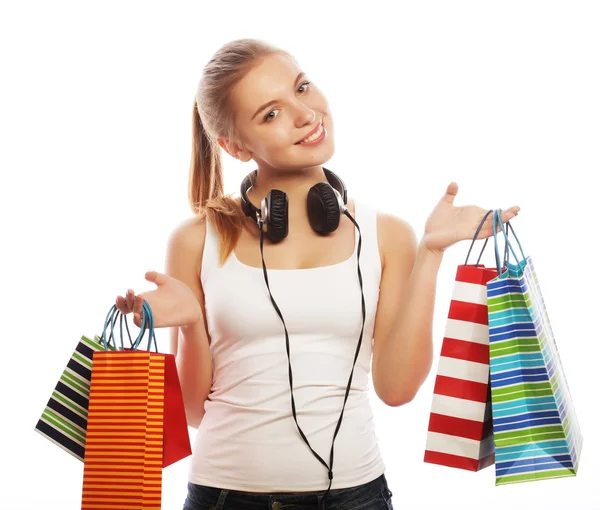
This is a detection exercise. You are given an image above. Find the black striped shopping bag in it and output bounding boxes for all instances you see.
[34,335,115,460]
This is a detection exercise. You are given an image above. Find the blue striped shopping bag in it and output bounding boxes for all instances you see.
[486,209,583,485]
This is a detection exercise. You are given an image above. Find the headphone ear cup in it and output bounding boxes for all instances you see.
[266,189,288,243]
[307,182,342,234]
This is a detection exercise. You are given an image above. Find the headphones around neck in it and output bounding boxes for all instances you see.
[240,167,348,243]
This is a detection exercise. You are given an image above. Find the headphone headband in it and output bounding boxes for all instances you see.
[240,167,347,220]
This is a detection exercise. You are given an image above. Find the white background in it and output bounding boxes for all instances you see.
[1,1,598,509]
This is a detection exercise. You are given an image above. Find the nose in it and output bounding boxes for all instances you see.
[294,101,316,128]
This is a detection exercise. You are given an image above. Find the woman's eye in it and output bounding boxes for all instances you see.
[298,81,311,93]
[264,110,279,122]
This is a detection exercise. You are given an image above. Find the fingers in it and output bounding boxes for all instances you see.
[442,182,459,204]
[501,206,520,222]
[115,289,145,327]
[486,207,520,224]
[478,207,520,237]
[145,270,167,286]
[133,294,144,324]
[115,291,133,314]
[125,289,135,311]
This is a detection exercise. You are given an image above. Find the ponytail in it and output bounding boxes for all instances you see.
[189,99,244,265]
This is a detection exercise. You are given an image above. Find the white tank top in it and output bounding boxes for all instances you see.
[188,199,386,492]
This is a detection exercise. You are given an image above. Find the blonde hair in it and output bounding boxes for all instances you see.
[190,38,293,265]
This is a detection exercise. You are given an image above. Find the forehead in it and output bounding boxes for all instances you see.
[230,53,302,117]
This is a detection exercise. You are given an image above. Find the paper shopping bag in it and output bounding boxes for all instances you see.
[34,308,138,460]
[424,264,497,471]
[134,300,192,469]
[81,349,166,510]
[424,210,502,471]
[162,352,192,467]
[34,335,115,461]
[487,209,583,485]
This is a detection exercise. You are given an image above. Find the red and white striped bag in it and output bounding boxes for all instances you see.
[424,261,498,471]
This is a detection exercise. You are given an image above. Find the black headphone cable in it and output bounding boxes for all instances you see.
[257,209,366,510]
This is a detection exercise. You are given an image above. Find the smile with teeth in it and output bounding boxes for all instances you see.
[298,122,324,144]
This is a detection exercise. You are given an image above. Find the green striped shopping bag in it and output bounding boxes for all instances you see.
[486,209,583,485]
[34,305,139,460]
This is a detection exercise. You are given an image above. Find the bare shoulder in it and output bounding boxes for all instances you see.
[376,211,415,243]
[166,214,207,279]
[375,210,418,268]
[167,214,207,249]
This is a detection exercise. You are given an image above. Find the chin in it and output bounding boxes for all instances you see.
[295,147,335,170]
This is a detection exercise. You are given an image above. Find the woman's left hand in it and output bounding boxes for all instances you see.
[423,182,520,254]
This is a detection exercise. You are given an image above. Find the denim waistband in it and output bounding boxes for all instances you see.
[186,473,392,510]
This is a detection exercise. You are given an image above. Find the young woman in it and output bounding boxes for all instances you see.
[115,39,519,510]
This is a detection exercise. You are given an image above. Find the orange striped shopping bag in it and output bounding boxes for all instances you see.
[424,210,505,471]
[81,350,166,510]
[81,301,167,510]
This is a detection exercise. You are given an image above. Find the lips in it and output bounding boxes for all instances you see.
[296,121,322,144]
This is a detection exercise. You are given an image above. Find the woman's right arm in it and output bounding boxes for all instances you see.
[165,216,213,429]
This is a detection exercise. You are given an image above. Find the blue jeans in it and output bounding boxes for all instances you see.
[183,474,394,510]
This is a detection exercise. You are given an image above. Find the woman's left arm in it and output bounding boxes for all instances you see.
[371,183,520,407]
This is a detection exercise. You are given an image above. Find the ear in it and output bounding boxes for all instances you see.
[217,135,253,162]
[237,150,253,163]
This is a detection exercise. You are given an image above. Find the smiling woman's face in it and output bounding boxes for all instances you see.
[223,53,335,170]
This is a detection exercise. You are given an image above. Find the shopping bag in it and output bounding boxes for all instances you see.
[139,303,192,469]
[132,299,192,467]
[81,302,161,509]
[81,350,164,509]
[487,209,583,485]
[34,308,135,460]
[162,351,192,467]
[424,210,503,471]
[81,300,191,509]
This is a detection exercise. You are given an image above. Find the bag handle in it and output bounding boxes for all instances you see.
[100,304,151,351]
[131,300,158,352]
[101,305,140,350]
[501,210,526,261]
[100,305,118,350]
[108,310,135,350]
[98,304,136,350]
[464,209,509,269]
[492,208,527,273]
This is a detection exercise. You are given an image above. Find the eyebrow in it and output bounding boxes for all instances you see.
[251,72,306,121]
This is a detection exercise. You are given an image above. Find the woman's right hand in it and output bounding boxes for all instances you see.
[115,270,203,329]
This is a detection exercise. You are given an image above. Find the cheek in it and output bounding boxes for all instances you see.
[324,113,334,134]
[255,125,294,153]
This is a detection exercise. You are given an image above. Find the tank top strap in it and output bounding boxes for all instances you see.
[352,199,382,281]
